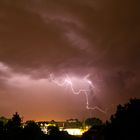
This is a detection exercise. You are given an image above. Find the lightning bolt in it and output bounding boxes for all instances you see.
[50,74,106,114]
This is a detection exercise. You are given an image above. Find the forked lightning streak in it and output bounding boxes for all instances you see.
[50,74,106,114]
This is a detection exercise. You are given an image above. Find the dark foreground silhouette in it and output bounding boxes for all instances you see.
[0,112,80,140]
[82,98,140,140]
[0,98,140,140]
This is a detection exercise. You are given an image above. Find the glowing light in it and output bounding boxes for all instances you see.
[50,74,106,114]
[64,128,84,136]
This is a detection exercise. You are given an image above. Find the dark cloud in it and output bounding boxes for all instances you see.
[0,0,140,121]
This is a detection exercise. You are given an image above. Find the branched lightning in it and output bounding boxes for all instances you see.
[50,74,106,114]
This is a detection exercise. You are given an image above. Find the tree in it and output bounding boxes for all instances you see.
[82,118,104,140]
[4,112,23,140]
[0,121,4,139]
[84,117,103,128]
[11,112,22,128]
[105,98,140,140]
[47,125,60,136]
[23,120,44,140]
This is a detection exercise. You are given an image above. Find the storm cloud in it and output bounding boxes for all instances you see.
[0,0,140,121]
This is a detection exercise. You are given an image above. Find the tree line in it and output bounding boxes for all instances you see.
[0,98,140,140]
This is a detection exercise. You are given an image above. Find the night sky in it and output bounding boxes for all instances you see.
[0,0,140,121]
